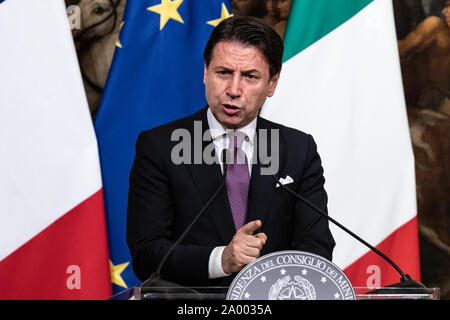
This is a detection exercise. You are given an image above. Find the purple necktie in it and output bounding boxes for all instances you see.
[225,132,250,231]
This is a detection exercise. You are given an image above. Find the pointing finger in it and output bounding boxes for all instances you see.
[237,220,262,235]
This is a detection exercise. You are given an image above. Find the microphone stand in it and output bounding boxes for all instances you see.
[265,167,427,294]
[140,150,230,295]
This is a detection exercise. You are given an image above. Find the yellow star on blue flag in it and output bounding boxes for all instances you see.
[207,3,233,27]
[116,21,124,48]
[148,0,184,30]
[110,260,129,289]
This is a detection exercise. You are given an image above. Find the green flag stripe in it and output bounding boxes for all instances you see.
[283,0,373,62]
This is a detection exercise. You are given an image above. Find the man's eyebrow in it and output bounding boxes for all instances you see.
[212,66,262,75]
[241,69,260,75]
[212,66,233,73]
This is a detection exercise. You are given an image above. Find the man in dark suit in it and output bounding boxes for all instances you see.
[127,16,335,287]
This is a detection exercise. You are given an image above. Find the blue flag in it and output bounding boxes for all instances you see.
[95,0,232,293]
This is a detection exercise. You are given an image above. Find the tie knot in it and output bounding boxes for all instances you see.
[230,131,247,150]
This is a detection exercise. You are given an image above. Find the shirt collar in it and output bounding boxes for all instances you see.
[206,107,257,144]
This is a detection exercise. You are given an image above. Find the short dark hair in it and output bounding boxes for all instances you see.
[203,16,284,79]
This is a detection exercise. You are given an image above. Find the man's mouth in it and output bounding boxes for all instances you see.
[222,103,242,115]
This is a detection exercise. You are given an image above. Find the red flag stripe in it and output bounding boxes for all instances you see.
[344,216,421,288]
[0,190,112,300]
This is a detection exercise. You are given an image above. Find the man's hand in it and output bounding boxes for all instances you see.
[222,220,267,274]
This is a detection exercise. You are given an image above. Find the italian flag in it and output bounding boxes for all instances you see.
[0,0,111,299]
[261,0,421,287]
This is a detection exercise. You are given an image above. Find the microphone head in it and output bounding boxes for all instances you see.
[259,157,271,168]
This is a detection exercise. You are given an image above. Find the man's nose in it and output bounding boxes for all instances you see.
[226,74,241,98]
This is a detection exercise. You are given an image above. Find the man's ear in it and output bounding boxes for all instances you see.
[203,64,208,85]
[267,72,280,97]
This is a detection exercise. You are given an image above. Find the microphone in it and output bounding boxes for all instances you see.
[141,149,230,294]
[260,160,427,293]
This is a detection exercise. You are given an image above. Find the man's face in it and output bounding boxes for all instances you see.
[204,41,279,129]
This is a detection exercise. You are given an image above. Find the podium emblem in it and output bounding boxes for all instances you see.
[226,251,356,300]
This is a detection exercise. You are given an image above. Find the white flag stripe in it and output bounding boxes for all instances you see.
[0,0,102,261]
[262,0,416,267]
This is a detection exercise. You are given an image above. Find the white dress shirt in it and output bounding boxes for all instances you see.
[206,108,257,279]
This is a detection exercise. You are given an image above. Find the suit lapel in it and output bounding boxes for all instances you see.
[246,118,280,228]
[183,110,284,242]
[183,108,236,244]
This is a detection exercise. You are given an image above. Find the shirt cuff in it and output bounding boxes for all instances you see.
[208,246,231,279]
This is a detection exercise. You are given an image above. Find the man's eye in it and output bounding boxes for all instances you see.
[245,74,258,80]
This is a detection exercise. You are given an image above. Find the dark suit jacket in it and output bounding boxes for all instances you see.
[127,107,335,287]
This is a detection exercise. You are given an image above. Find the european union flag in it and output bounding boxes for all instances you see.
[95,0,232,293]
